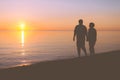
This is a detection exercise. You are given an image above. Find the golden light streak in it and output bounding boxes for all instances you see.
[21,30,24,47]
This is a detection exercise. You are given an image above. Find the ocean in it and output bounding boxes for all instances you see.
[0,31,120,68]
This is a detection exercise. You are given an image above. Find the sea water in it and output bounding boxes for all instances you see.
[0,31,120,68]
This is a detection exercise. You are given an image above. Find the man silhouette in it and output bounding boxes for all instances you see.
[73,19,87,57]
[87,22,97,56]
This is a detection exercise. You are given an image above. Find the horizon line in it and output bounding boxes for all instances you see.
[0,30,120,31]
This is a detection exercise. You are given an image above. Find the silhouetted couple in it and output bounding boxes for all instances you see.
[73,19,97,57]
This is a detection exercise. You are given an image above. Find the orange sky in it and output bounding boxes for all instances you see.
[0,0,120,31]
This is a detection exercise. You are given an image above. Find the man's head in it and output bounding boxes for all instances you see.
[89,22,95,28]
[79,19,83,25]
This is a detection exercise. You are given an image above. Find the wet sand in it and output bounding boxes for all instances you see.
[0,50,120,80]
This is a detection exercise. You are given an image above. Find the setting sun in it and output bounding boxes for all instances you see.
[20,23,25,30]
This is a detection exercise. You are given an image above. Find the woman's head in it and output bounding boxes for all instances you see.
[89,22,95,28]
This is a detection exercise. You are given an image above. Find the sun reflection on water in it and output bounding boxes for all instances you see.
[19,60,31,67]
[21,50,25,56]
[21,30,24,48]
[18,62,31,67]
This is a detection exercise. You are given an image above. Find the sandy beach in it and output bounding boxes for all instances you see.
[0,50,120,80]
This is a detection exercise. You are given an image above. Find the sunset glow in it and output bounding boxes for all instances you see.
[20,23,25,30]
[0,0,120,31]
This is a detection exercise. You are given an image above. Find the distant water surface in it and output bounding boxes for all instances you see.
[0,31,120,68]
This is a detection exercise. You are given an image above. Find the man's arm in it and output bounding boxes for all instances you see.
[73,26,77,41]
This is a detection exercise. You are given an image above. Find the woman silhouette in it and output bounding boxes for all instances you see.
[87,22,97,56]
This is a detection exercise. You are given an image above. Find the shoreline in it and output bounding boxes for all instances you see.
[0,50,120,80]
[0,50,119,69]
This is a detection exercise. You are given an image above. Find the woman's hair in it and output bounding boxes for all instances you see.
[89,22,95,28]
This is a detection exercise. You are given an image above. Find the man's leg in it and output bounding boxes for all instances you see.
[82,46,87,56]
[77,46,81,57]
[77,42,81,57]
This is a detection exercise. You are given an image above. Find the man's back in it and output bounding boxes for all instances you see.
[74,25,87,41]
[73,19,87,57]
